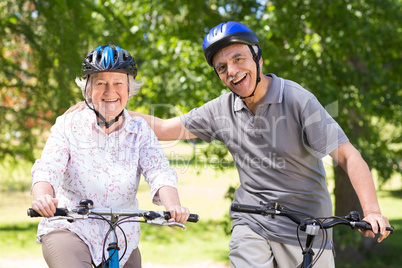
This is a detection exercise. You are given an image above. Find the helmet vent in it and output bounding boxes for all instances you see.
[80,45,137,78]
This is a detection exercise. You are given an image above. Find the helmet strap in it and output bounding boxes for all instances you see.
[239,45,261,100]
[94,109,124,129]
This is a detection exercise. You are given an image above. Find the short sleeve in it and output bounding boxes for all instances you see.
[31,115,70,192]
[180,97,226,143]
[301,97,349,158]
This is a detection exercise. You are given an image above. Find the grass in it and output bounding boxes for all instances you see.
[0,191,43,258]
[0,221,42,258]
[335,188,402,268]
[0,141,401,267]
[358,189,402,267]
[139,220,230,265]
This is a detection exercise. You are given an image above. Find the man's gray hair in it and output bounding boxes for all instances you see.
[252,45,259,55]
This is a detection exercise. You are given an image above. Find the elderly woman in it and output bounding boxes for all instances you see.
[30,45,189,268]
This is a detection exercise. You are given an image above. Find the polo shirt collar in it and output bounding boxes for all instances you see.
[263,73,284,104]
[233,73,284,112]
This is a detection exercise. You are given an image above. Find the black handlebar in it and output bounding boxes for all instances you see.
[27,208,199,223]
[230,203,394,234]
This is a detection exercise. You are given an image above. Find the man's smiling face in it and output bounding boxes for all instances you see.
[213,44,261,98]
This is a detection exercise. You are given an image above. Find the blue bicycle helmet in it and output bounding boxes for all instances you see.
[81,45,137,78]
[203,21,261,67]
[203,22,262,99]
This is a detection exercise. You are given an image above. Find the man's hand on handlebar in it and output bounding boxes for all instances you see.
[361,212,391,243]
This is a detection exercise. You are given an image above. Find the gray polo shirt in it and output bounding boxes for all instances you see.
[180,73,348,249]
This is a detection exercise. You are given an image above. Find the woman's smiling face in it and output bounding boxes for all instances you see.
[90,72,129,118]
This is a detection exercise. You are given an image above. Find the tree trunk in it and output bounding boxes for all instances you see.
[334,162,362,217]
[333,162,382,264]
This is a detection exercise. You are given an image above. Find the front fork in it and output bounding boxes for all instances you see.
[300,223,320,268]
[300,234,315,268]
[106,233,119,268]
[103,215,120,268]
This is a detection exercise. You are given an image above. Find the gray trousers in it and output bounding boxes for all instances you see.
[41,228,141,268]
[229,225,335,268]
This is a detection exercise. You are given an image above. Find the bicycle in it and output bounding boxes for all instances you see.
[231,201,394,268]
[28,199,199,268]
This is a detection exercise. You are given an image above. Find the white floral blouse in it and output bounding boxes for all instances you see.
[31,108,178,266]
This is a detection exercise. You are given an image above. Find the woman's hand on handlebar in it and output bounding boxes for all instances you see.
[166,205,190,224]
[361,212,391,243]
[31,194,59,218]
[158,186,190,224]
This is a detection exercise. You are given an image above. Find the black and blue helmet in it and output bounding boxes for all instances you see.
[81,45,137,78]
[81,45,137,128]
[203,21,261,67]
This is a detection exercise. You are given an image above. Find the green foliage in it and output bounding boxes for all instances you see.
[200,141,234,171]
[2,0,400,181]
[0,155,32,192]
[0,0,93,161]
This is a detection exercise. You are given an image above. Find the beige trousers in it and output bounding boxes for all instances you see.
[41,228,141,268]
[229,225,335,268]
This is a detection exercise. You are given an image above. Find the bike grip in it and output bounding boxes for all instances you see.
[354,221,394,234]
[353,221,372,230]
[27,208,68,217]
[231,203,273,215]
[164,212,200,223]
[187,214,200,223]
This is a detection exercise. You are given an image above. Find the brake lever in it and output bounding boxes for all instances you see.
[163,222,186,230]
[48,214,88,223]
[147,218,186,230]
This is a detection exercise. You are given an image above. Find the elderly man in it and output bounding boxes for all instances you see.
[134,21,390,267]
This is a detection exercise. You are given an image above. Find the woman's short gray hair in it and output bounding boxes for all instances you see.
[75,74,143,103]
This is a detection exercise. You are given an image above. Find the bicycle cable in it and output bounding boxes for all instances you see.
[310,219,326,268]
[295,216,327,268]
[90,213,126,264]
